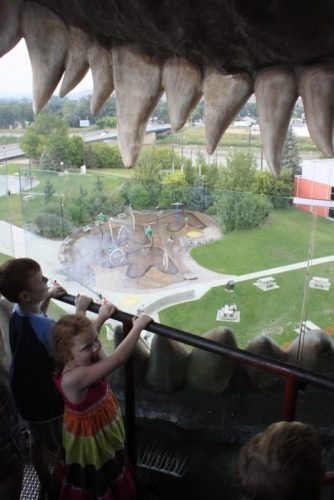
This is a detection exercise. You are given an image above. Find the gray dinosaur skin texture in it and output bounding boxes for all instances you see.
[22,0,334,72]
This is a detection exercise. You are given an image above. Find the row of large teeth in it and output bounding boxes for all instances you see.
[1,1,334,174]
[115,326,332,394]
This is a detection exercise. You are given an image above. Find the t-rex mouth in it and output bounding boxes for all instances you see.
[1,1,334,174]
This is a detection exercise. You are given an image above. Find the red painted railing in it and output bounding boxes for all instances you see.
[57,294,334,485]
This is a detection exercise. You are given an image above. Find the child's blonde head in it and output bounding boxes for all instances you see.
[237,421,323,500]
[54,314,93,371]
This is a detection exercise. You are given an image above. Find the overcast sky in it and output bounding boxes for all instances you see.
[0,40,93,98]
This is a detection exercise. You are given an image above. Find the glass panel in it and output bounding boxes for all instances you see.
[2,161,331,373]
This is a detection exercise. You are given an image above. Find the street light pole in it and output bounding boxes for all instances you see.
[83,139,86,169]
[28,157,33,189]
[3,146,9,195]
[60,198,65,238]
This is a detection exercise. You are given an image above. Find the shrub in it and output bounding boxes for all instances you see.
[34,213,72,238]
[214,192,272,233]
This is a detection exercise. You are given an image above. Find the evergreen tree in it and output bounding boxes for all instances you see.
[281,127,301,174]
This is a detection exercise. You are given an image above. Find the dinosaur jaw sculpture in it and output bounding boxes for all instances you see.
[1,1,334,173]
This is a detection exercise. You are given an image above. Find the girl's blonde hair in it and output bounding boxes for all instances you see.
[53,314,93,372]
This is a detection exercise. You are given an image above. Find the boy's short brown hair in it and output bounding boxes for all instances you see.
[0,258,41,303]
[237,421,323,500]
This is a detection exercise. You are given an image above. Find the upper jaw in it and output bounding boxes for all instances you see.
[1,1,334,174]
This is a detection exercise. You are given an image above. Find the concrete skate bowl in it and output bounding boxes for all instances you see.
[59,210,221,291]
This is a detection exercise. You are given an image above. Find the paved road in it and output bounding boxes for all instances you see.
[0,124,172,162]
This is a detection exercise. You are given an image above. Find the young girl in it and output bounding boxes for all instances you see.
[53,304,152,500]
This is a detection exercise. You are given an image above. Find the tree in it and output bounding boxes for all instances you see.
[125,183,151,209]
[95,116,117,129]
[61,98,80,127]
[151,98,169,123]
[85,144,101,169]
[67,136,84,167]
[20,126,44,160]
[21,113,69,166]
[201,164,219,190]
[0,104,16,128]
[135,148,175,183]
[252,170,294,208]
[83,143,122,169]
[183,161,197,186]
[281,127,301,174]
[0,99,33,128]
[159,171,191,208]
[86,177,110,217]
[238,101,258,119]
[92,143,123,168]
[66,186,90,225]
[218,151,257,192]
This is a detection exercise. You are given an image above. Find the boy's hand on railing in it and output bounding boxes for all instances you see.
[98,303,117,323]
[48,285,67,299]
[75,294,93,315]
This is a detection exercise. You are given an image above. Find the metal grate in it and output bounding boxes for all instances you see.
[20,462,40,499]
[137,444,189,478]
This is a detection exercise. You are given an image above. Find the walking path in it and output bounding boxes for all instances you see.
[1,220,333,317]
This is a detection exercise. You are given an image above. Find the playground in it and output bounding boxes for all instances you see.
[59,208,221,292]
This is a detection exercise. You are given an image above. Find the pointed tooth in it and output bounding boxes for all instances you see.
[22,2,69,112]
[162,57,202,131]
[112,46,163,167]
[88,43,114,115]
[204,69,252,153]
[0,0,22,57]
[255,67,297,176]
[298,64,334,157]
[59,27,89,97]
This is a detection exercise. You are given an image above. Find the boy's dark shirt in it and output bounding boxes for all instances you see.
[9,308,63,421]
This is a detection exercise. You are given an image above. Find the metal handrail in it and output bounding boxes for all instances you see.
[57,294,334,484]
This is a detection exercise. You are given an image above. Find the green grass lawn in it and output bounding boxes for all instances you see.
[0,252,10,265]
[0,167,126,227]
[191,209,334,275]
[92,168,135,179]
[159,126,319,152]
[159,263,334,348]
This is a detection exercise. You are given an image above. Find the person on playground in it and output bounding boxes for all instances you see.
[53,309,153,499]
[0,258,92,499]
[236,420,323,500]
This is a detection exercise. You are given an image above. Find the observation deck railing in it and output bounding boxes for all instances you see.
[57,294,334,487]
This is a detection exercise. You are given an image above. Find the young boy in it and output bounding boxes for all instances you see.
[0,258,93,499]
[236,420,323,500]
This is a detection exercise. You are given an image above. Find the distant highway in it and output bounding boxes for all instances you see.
[0,124,172,162]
